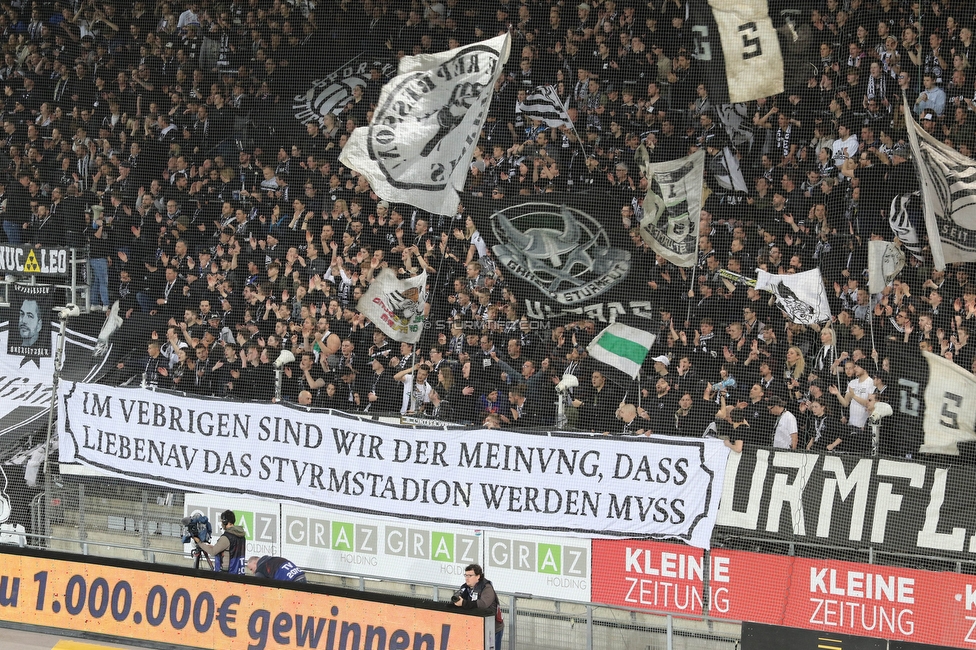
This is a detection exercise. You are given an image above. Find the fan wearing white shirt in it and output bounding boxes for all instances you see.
[828,360,875,429]
[831,122,859,168]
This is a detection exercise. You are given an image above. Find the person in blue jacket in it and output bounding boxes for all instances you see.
[247,555,308,582]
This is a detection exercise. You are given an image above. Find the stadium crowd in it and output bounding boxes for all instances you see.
[1,0,973,458]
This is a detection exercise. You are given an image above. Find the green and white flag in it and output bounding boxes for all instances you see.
[587,323,656,379]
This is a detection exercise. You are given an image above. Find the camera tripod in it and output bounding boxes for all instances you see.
[191,544,214,570]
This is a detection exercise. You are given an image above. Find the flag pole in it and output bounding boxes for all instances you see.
[868,309,879,371]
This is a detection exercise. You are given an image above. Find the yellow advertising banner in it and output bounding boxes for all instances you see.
[0,552,484,650]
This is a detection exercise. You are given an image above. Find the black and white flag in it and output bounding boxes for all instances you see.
[634,146,704,267]
[517,85,572,129]
[708,145,750,194]
[755,268,831,325]
[904,101,976,270]
[917,352,976,455]
[688,0,784,104]
[340,34,512,216]
[888,191,925,260]
[867,240,905,294]
[714,103,755,152]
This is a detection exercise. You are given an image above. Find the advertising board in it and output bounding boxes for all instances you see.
[0,548,486,649]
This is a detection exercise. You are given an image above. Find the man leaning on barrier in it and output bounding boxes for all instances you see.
[452,563,503,650]
[193,509,247,575]
[247,555,307,583]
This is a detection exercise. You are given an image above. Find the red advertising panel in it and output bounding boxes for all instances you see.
[592,539,709,616]
[592,540,791,620]
[784,558,976,649]
[783,558,933,644]
[708,549,791,624]
[593,542,976,649]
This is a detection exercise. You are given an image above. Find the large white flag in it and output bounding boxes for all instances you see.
[340,34,511,215]
[920,352,976,455]
[903,101,976,270]
[867,240,906,294]
[518,85,572,129]
[755,268,831,325]
[688,0,784,104]
[358,269,428,343]
[634,147,704,267]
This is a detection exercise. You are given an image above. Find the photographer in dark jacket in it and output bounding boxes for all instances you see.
[194,509,247,574]
[247,555,307,582]
[453,564,503,650]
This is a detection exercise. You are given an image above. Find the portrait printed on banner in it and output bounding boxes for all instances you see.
[8,283,53,359]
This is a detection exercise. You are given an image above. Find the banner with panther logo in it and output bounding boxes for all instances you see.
[489,200,637,315]
[634,147,704,267]
[340,34,511,216]
[466,194,653,323]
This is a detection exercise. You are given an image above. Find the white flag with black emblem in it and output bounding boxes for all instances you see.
[634,147,704,267]
[357,269,428,343]
[903,101,976,270]
[340,34,512,216]
[755,268,831,325]
[867,240,906,294]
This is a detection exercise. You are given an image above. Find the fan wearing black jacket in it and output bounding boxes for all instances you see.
[803,399,845,452]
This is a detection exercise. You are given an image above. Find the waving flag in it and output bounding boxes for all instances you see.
[634,147,704,267]
[340,34,511,216]
[358,269,428,343]
[688,0,784,104]
[587,322,656,379]
[903,101,976,271]
[867,240,905,294]
[755,268,831,325]
[518,85,572,129]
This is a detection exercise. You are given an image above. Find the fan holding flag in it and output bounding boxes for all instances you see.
[576,321,657,433]
[586,321,657,382]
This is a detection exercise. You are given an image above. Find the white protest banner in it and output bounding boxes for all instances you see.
[58,382,729,548]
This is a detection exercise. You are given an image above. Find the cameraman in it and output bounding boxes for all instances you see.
[247,555,307,583]
[193,509,247,574]
[453,564,503,650]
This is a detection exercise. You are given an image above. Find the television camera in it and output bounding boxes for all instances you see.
[180,514,212,544]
